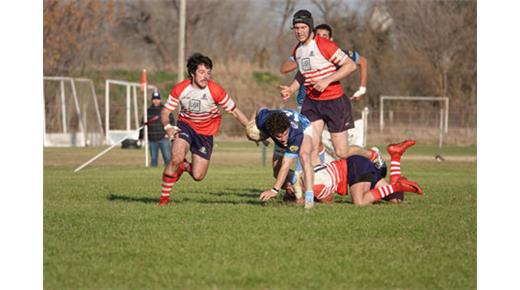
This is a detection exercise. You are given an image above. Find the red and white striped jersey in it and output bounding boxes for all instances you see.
[313,159,349,200]
[292,35,349,101]
[164,79,237,136]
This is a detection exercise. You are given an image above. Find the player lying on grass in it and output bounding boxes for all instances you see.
[246,107,315,207]
[290,140,423,205]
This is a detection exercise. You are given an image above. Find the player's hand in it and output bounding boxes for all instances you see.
[165,125,180,140]
[279,85,293,101]
[259,189,278,201]
[350,86,366,101]
[312,78,331,92]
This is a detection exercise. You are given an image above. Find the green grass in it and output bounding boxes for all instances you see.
[44,142,476,289]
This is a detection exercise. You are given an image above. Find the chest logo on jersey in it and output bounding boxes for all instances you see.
[201,93,208,100]
[189,99,201,112]
[301,57,311,72]
[309,50,315,57]
[289,145,299,152]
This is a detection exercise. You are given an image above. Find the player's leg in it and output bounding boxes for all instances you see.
[301,97,325,166]
[387,140,416,183]
[159,137,190,205]
[330,130,350,159]
[310,120,325,165]
[186,133,214,181]
[322,96,353,159]
[189,154,210,181]
[366,177,423,205]
[350,181,374,205]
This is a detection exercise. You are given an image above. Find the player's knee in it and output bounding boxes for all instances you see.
[170,154,184,167]
[191,171,206,181]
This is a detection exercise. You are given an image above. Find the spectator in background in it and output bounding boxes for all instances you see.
[139,91,174,167]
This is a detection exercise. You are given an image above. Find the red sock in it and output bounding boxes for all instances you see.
[371,184,398,201]
[160,173,176,200]
[389,154,402,183]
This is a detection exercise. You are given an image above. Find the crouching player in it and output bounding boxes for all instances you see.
[246,107,315,208]
[294,140,423,205]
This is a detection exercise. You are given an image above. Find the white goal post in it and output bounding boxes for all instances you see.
[379,96,449,147]
[105,79,157,166]
[43,76,104,147]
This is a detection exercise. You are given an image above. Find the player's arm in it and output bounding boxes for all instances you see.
[280,72,304,101]
[259,155,294,201]
[313,56,357,92]
[280,59,298,74]
[230,107,249,127]
[351,55,368,101]
[161,106,179,139]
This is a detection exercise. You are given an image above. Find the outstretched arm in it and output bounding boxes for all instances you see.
[280,60,298,74]
[230,107,249,127]
[351,55,368,101]
[260,156,294,201]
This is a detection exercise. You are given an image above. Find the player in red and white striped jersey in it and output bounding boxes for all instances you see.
[294,140,423,205]
[158,53,250,206]
[279,10,359,168]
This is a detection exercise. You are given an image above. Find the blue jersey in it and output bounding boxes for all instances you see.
[256,108,311,158]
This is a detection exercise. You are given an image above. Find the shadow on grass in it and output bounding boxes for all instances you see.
[106,192,264,206]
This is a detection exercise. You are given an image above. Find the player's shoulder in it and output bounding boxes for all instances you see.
[315,35,338,48]
[207,80,226,95]
[170,79,191,96]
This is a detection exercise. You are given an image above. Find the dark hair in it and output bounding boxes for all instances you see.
[315,23,333,38]
[292,9,313,30]
[265,111,290,136]
[187,53,213,79]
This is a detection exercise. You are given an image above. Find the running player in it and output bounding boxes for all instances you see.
[158,53,250,206]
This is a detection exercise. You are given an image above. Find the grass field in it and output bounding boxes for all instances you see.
[44,141,476,289]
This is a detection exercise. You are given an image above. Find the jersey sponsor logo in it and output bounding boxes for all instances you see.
[289,145,299,152]
[301,57,312,72]
[189,99,201,112]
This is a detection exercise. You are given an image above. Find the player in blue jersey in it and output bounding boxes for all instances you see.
[247,107,315,204]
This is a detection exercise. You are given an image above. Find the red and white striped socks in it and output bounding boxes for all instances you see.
[389,154,402,184]
[160,173,176,201]
[159,162,187,203]
[371,184,399,200]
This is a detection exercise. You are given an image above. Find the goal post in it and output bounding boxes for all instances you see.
[104,79,157,166]
[43,76,104,147]
[379,96,449,147]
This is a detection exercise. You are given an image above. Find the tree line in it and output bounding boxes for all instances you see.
[44,0,476,127]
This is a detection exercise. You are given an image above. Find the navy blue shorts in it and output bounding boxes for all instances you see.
[177,121,213,160]
[347,155,383,188]
[301,95,354,132]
